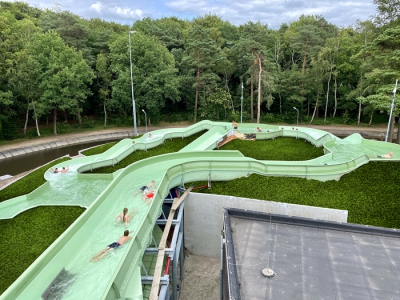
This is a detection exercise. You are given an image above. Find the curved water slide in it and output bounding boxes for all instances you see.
[2,120,400,300]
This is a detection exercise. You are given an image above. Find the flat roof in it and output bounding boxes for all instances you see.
[224,208,400,299]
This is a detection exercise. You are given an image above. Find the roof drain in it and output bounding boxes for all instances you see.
[262,268,275,278]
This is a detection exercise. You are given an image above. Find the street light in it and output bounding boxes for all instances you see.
[129,30,138,136]
[240,82,244,123]
[293,107,299,126]
[142,109,147,133]
[385,79,398,142]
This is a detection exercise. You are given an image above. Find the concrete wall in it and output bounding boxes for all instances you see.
[184,193,348,258]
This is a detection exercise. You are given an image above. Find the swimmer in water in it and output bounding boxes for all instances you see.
[377,152,393,159]
[90,230,132,262]
[142,189,155,204]
[115,208,137,227]
[133,180,155,197]
[60,166,69,173]
[50,167,59,173]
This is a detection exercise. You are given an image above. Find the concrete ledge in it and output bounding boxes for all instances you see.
[0,175,13,181]
[0,131,133,160]
[184,192,348,258]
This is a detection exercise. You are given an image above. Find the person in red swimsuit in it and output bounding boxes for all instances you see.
[142,189,155,203]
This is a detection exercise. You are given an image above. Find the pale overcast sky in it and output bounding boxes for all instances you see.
[6,0,377,28]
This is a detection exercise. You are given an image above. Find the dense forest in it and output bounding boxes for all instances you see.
[0,1,399,142]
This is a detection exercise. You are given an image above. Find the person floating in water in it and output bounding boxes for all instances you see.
[377,152,393,159]
[60,166,69,173]
[134,180,155,197]
[115,208,137,227]
[232,121,238,129]
[50,167,59,173]
[50,166,69,173]
[90,230,132,263]
[142,189,155,204]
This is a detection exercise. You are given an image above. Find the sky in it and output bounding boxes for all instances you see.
[7,0,377,28]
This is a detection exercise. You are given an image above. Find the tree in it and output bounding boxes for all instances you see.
[233,22,275,123]
[283,15,337,116]
[27,32,94,134]
[110,32,180,124]
[355,25,400,142]
[182,25,223,122]
[373,0,400,24]
[9,51,42,135]
[199,88,231,120]
[41,10,94,66]
[96,52,112,127]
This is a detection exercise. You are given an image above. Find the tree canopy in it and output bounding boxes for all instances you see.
[0,2,399,142]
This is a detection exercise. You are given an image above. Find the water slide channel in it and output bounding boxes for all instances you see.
[1,120,399,300]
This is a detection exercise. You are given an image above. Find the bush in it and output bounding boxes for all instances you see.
[1,119,19,140]
[81,116,96,128]
[56,121,70,134]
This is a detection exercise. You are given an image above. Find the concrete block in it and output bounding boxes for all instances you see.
[184,193,348,258]
[0,175,13,181]
[2,151,12,158]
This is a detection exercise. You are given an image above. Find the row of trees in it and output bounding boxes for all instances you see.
[0,1,399,141]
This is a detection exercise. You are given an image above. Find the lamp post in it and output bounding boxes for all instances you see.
[385,79,398,142]
[129,30,138,136]
[142,109,147,133]
[293,107,299,126]
[240,82,243,123]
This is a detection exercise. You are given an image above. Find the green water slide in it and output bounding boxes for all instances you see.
[1,120,400,300]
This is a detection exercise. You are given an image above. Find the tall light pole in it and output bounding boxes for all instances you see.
[385,79,398,142]
[142,109,147,133]
[129,30,138,136]
[240,82,244,123]
[293,107,299,126]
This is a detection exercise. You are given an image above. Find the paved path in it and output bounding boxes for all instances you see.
[0,125,190,160]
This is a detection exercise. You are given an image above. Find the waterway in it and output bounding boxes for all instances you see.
[0,139,119,176]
